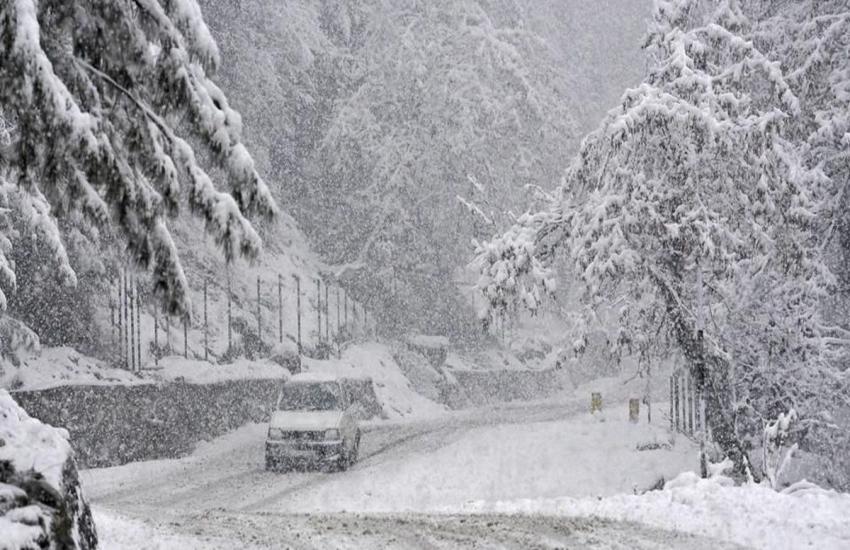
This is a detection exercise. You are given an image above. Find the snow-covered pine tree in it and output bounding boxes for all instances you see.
[0,0,277,320]
[476,0,841,479]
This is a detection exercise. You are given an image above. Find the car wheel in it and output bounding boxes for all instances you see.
[335,444,351,472]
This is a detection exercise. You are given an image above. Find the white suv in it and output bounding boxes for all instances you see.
[265,374,362,472]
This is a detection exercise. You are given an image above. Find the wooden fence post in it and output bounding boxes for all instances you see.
[257,275,262,345]
[674,374,680,431]
[687,375,695,435]
[227,270,232,353]
[183,314,188,359]
[204,278,208,362]
[117,273,123,368]
[110,286,115,348]
[154,306,159,367]
[278,273,283,344]
[121,269,130,370]
[325,283,330,343]
[669,376,674,431]
[316,279,322,346]
[129,272,135,371]
[293,275,302,354]
[135,277,141,370]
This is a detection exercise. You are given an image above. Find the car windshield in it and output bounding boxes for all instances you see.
[278,382,341,411]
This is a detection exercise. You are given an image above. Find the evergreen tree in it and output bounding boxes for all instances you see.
[0,0,277,325]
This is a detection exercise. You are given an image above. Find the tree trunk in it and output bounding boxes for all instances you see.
[652,270,758,481]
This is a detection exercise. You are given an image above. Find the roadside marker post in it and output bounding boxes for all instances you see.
[591,392,602,413]
[629,398,640,423]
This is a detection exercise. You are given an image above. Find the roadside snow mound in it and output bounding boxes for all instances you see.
[459,471,850,550]
[1,347,142,391]
[153,356,291,384]
[0,390,97,549]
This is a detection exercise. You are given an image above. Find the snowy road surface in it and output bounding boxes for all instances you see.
[94,510,743,549]
[81,402,732,548]
[82,399,738,549]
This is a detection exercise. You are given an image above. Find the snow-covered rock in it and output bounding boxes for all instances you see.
[269,341,301,374]
[0,390,97,549]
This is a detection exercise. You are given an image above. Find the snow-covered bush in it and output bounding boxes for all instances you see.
[0,389,97,549]
[762,409,798,489]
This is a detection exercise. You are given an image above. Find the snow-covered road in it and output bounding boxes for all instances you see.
[83,399,589,515]
[81,398,733,548]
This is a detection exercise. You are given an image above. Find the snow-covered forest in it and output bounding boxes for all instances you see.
[1,0,849,549]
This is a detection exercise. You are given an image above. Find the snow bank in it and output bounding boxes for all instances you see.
[0,390,97,549]
[93,508,260,550]
[153,355,290,384]
[0,346,292,392]
[302,342,447,420]
[458,473,850,550]
[0,390,71,490]
[405,334,450,349]
[1,347,144,391]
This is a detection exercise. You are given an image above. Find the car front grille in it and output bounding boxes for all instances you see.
[279,430,323,441]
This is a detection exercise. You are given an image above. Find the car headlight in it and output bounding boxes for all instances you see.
[268,428,284,440]
[324,429,340,441]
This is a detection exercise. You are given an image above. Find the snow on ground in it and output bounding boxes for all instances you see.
[458,473,850,550]
[0,390,75,550]
[0,347,145,391]
[81,390,850,550]
[302,342,447,420]
[0,346,293,391]
[258,407,696,513]
[151,356,290,384]
[93,508,262,550]
[0,389,71,490]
